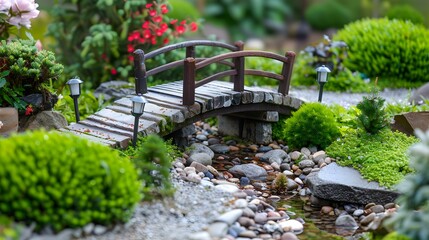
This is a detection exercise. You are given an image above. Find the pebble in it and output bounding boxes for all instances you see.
[384,203,397,209]
[235,199,248,209]
[210,144,231,154]
[206,165,220,177]
[321,206,334,214]
[259,146,273,152]
[240,177,251,186]
[196,134,208,141]
[208,222,229,238]
[190,161,208,173]
[300,147,311,157]
[215,184,239,193]
[229,146,240,151]
[254,212,268,224]
[360,212,376,226]
[353,209,365,217]
[370,205,385,214]
[238,230,257,238]
[298,159,315,169]
[207,138,221,145]
[281,232,299,240]
[216,209,244,225]
[365,203,376,209]
[204,171,215,179]
[278,219,304,234]
[238,217,255,228]
[283,170,294,177]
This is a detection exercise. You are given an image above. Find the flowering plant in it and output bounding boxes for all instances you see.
[0,0,40,39]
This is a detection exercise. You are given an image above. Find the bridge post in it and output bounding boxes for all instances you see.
[186,46,195,58]
[133,49,148,94]
[278,51,296,95]
[183,57,196,106]
[233,41,245,92]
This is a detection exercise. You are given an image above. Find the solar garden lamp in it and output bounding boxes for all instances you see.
[131,94,148,147]
[66,78,83,122]
[316,65,331,102]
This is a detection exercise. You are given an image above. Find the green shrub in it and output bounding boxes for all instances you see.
[0,131,140,232]
[387,130,429,239]
[282,102,341,149]
[305,0,355,31]
[326,129,418,188]
[244,57,282,87]
[385,98,429,119]
[382,232,411,240]
[386,4,424,25]
[131,134,176,201]
[334,18,429,83]
[357,89,389,134]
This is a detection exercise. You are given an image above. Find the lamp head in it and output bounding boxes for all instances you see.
[316,65,331,83]
[131,94,148,115]
[66,78,83,96]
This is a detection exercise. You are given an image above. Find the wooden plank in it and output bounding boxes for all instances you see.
[58,128,118,147]
[94,108,159,134]
[229,111,279,122]
[66,123,131,149]
[208,81,254,104]
[113,98,185,123]
[148,88,213,112]
[80,119,134,137]
[140,92,200,118]
[199,83,242,105]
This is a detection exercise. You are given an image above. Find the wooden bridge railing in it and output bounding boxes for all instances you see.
[132,40,295,106]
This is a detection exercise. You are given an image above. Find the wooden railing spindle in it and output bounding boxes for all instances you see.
[278,51,296,95]
[183,57,196,105]
[233,41,245,92]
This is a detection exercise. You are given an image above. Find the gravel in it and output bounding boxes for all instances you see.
[81,175,234,240]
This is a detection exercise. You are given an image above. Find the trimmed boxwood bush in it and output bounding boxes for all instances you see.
[282,102,340,149]
[305,0,355,31]
[386,4,424,25]
[0,131,141,232]
[334,18,429,83]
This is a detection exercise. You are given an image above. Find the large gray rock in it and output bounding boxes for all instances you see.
[306,163,399,205]
[187,153,212,166]
[259,149,289,165]
[188,143,215,159]
[409,82,429,105]
[228,163,268,181]
[23,111,67,130]
[209,144,230,154]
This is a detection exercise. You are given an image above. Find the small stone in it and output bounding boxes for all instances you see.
[216,209,244,225]
[189,143,215,158]
[269,143,281,149]
[203,171,214,179]
[302,167,312,175]
[321,206,334,215]
[83,223,94,235]
[263,164,274,171]
[208,222,228,238]
[242,207,256,218]
[263,221,281,233]
[207,165,220,177]
[254,212,268,224]
[196,134,208,141]
[325,157,332,164]
[238,217,255,227]
[360,212,376,226]
[233,191,248,199]
[293,169,302,176]
[271,162,281,171]
[173,161,185,169]
[207,138,221,145]
[228,178,240,184]
[300,147,311,157]
[370,205,385,214]
[312,151,326,161]
[294,177,303,185]
[278,219,304,234]
[187,172,202,183]
[229,146,240,151]
[365,203,376,209]
[210,144,230,154]
[268,195,281,202]
[281,232,299,240]
[280,163,291,171]
[240,177,251,186]
[248,144,259,152]
[267,211,281,218]
[298,159,315,169]
[200,179,214,187]
[190,161,209,173]
[239,230,257,238]
[286,178,299,191]
[259,146,273,152]
[93,225,107,235]
[353,209,365,217]
[335,214,358,229]
[291,165,299,171]
[290,151,302,161]
[187,153,213,166]
[188,231,211,240]
[215,184,239,193]
[283,170,294,177]
[235,199,248,208]
[384,203,396,210]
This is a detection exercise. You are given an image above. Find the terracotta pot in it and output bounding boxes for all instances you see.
[0,107,18,136]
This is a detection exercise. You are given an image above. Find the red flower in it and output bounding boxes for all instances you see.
[163,38,169,45]
[153,15,162,23]
[160,23,168,30]
[127,44,135,53]
[151,37,157,45]
[180,20,186,25]
[149,10,157,17]
[101,53,108,61]
[170,19,178,25]
[176,25,185,34]
[143,29,152,39]
[25,105,33,116]
[128,55,134,62]
[156,28,164,36]
[190,22,198,32]
[145,3,153,8]
[111,68,117,75]
[161,4,168,14]
[142,21,150,29]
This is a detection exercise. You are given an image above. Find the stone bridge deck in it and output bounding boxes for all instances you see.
[59,80,303,148]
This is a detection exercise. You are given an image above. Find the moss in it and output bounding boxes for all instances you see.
[326,129,418,188]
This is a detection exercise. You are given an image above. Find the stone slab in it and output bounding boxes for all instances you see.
[305,163,399,205]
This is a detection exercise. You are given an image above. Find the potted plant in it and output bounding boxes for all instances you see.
[0,39,64,135]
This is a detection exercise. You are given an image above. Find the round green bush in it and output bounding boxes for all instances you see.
[0,131,141,232]
[305,0,354,31]
[282,102,340,149]
[334,18,429,83]
[386,4,424,25]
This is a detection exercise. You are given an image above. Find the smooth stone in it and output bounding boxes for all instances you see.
[203,171,214,179]
[313,150,326,161]
[210,144,230,154]
[83,223,94,235]
[184,167,197,175]
[281,232,299,240]
[263,221,282,233]
[280,163,291,171]
[207,138,221,145]
[283,170,294,177]
[196,134,208,141]
[225,139,237,145]
[302,167,313,175]
[290,151,302,161]
[384,203,397,209]
[207,165,220,177]
[271,162,281,171]
[259,146,273,153]
[93,225,107,235]
[238,217,255,228]
[267,211,281,218]
[300,147,311,157]
[189,143,215,158]
[187,153,213,166]
[216,209,244,225]
[294,177,304,185]
[215,184,239,193]
[365,203,376,209]
[208,222,229,238]
[370,205,385,214]
[188,231,211,240]
[200,179,214,187]
[353,209,365,217]
[238,230,257,238]
[254,212,268,224]
[190,161,209,173]
[23,111,67,131]
[287,178,299,191]
[174,161,185,169]
[233,191,248,199]
[278,219,304,234]
[229,146,240,151]
[360,212,376,226]
[228,164,268,181]
[335,214,358,229]
[240,177,251,186]
[298,159,315,169]
[259,149,289,163]
[187,172,202,183]
[306,163,399,205]
[321,206,334,214]
[235,199,248,208]
[242,207,255,218]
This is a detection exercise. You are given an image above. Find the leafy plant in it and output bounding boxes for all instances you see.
[0,39,63,110]
[357,88,389,134]
[385,98,429,120]
[333,18,429,84]
[131,134,176,200]
[386,4,424,25]
[272,173,288,194]
[326,129,418,188]
[0,130,141,232]
[282,102,341,150]
[244,57,281,87]
[305,0,356,31]
[387,130,429,239]
[48,0,199,87]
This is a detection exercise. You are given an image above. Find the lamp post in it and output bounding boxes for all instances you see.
[66,78,83,122]
[315,65,331,102]
[131,94,148,147]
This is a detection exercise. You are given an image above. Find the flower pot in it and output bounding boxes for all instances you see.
[0,107,18,136]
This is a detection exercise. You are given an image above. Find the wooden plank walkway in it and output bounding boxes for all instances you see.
[60,80,304,148]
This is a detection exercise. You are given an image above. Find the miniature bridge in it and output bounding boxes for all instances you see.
[60,40,304,148]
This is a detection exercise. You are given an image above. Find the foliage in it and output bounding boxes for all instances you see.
[291,36,370,93]
[203,0,291,40]
[244,56,281,87]
[305,0,355,31]
[0,0,40,39]
[167,0,200,20]
[0,130,141,232]
[326,129,418,188]
[272,173,288,194]
[0,216,20,240]
[386,4,424,25]
[382,232,411,240]
[48,0,198,88]
[333,18,429,83]
[282,102,340,150]
[328,104,361,135]
[357,88,389,134]
[385,98,429,119]
[131,134,176,201]
[54,88,110,123]
[387,130,429,239]
[0,39,63,110]
[272,114,288,141]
